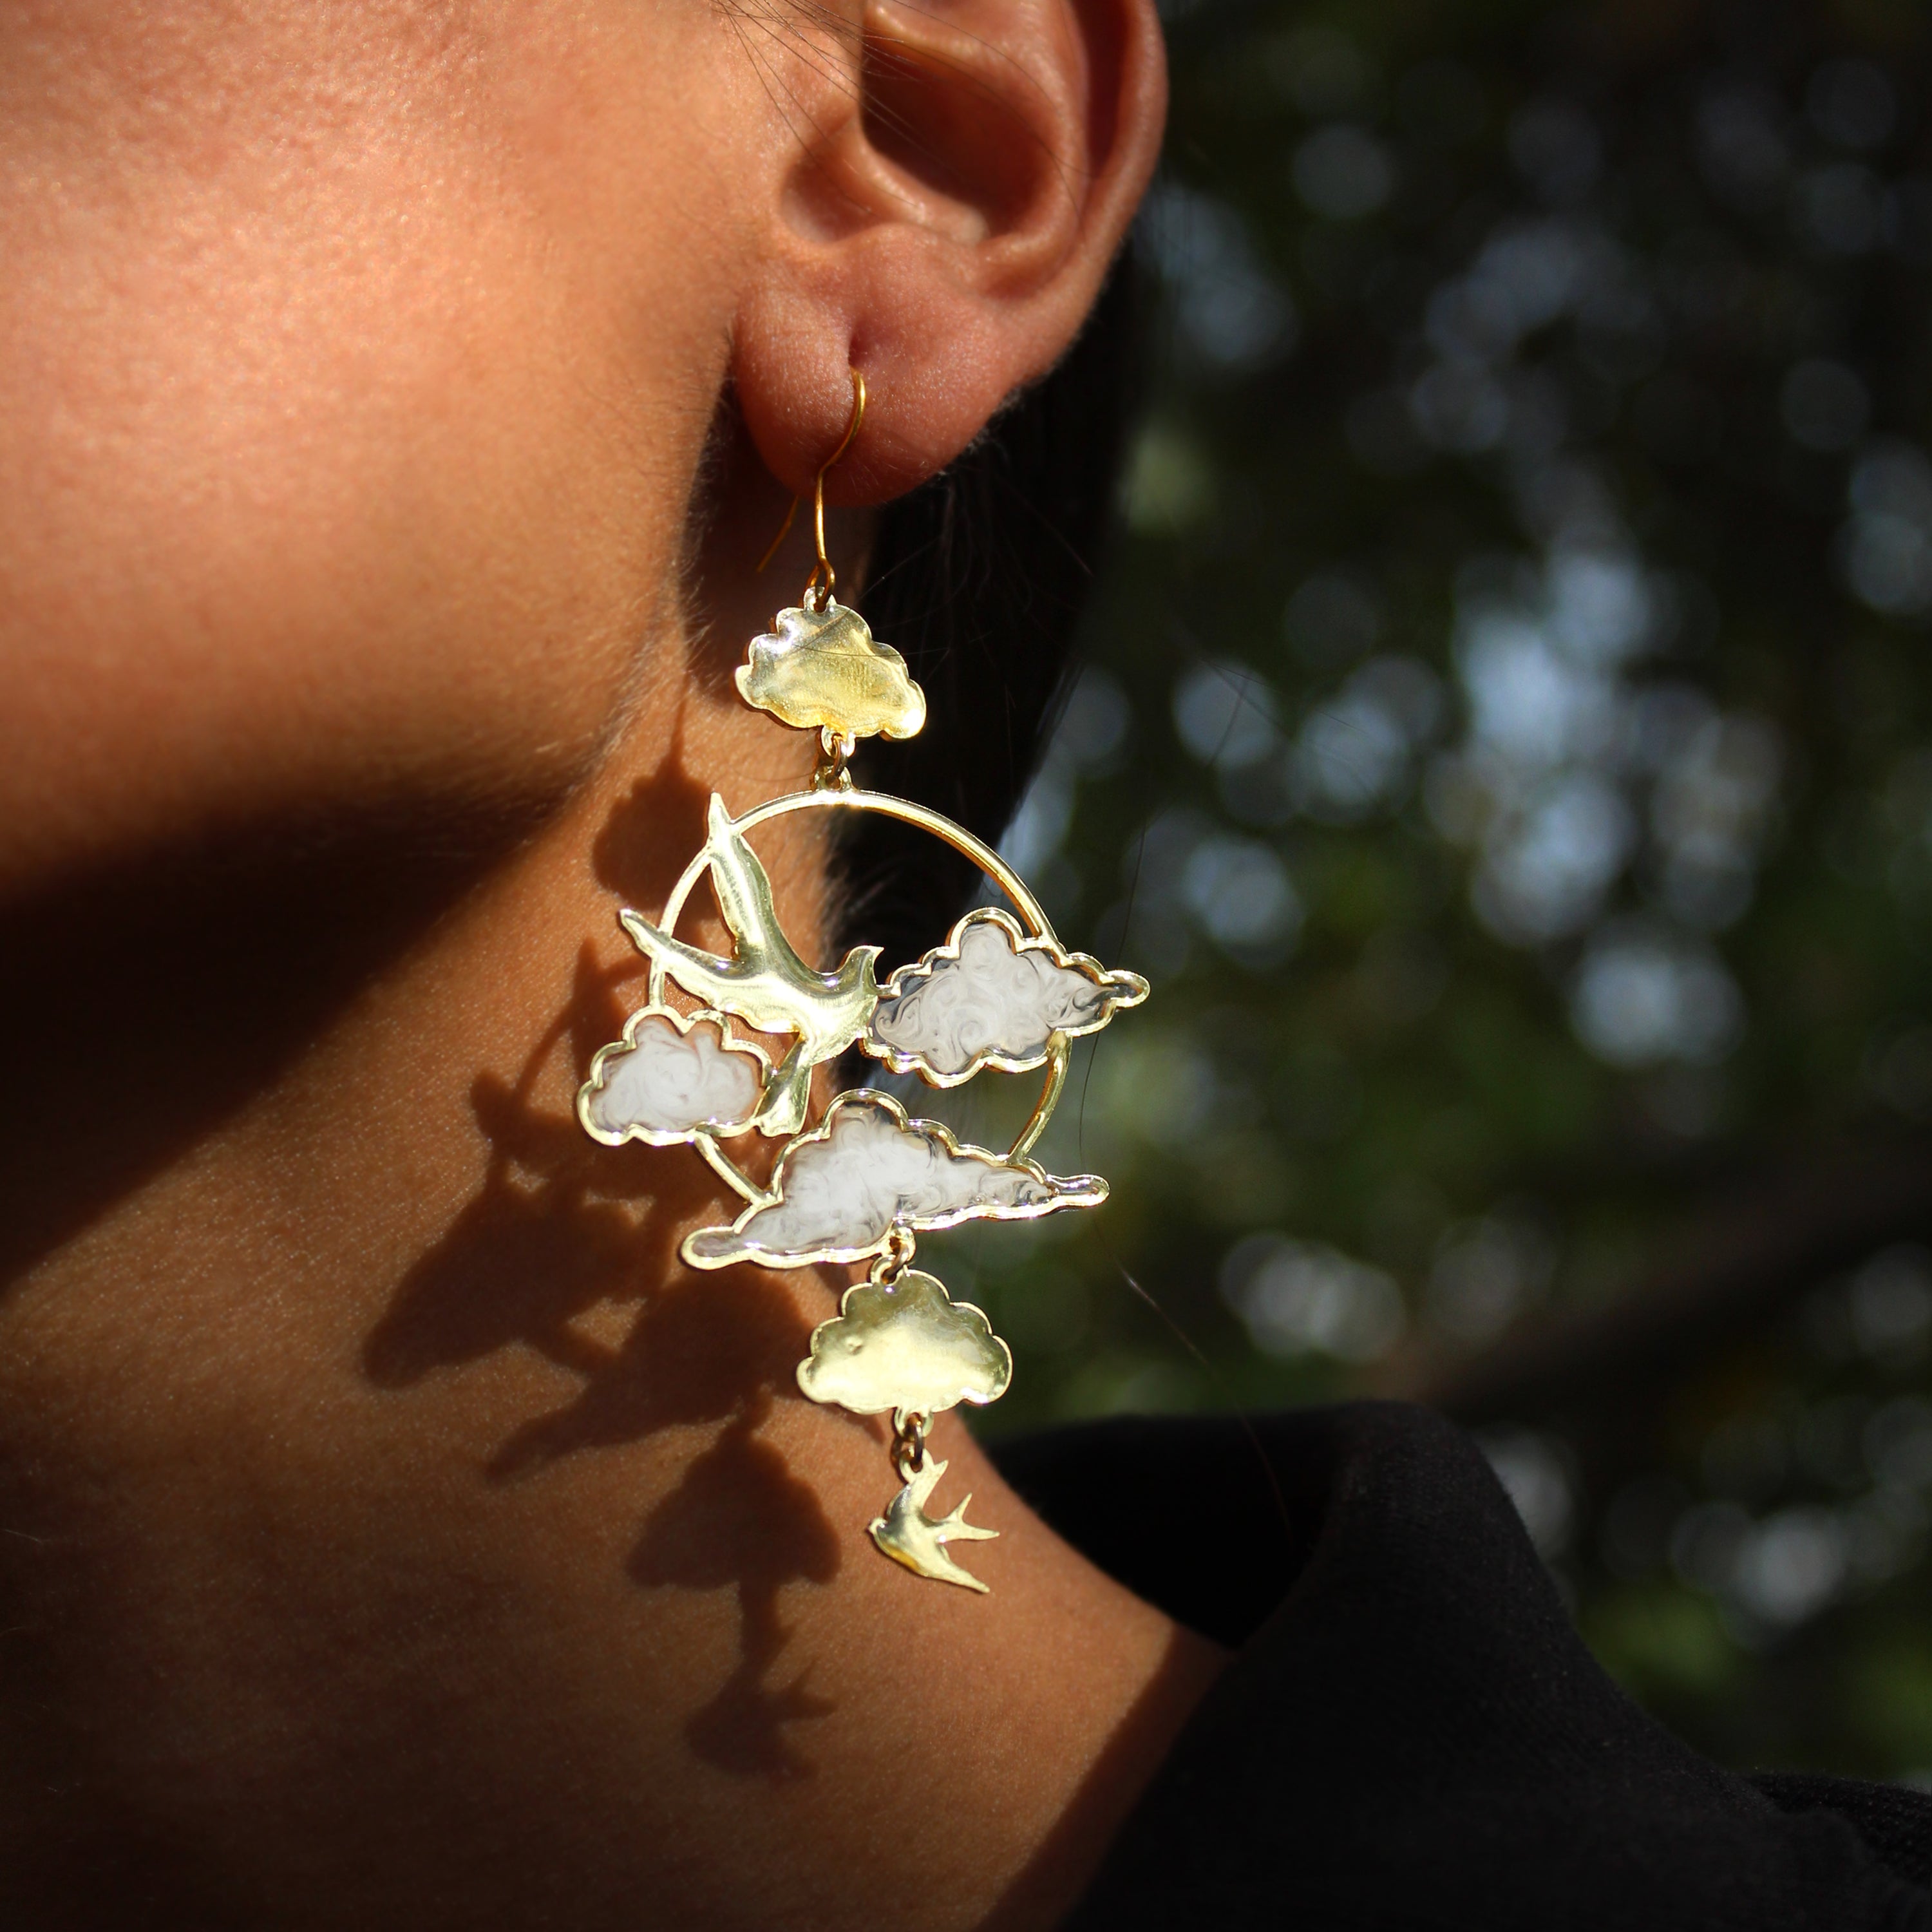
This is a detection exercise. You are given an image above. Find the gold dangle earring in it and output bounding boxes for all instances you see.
[577,373,1147,1593]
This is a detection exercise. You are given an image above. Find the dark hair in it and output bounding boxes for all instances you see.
[838,253,1140,963]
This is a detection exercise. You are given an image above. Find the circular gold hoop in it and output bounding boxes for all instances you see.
[652,788,1072,1171]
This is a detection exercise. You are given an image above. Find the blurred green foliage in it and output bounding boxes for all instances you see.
[921,0,1932,1777]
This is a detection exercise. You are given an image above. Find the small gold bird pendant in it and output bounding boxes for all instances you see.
[872,1455,999,1594]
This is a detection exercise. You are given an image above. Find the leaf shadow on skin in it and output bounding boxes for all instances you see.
[363,746,847,1781]
[629,1398,839,1780]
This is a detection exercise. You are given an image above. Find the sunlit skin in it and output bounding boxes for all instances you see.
[0,4,1218,1929]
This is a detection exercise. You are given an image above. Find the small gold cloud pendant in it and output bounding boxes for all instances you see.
[797,1268,1012,1419]
[737,601,927,743]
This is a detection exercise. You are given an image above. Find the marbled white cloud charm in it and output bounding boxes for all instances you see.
[681,1089,1106,1270]
[866,907,1148,1085]
[577,1005,770,1146]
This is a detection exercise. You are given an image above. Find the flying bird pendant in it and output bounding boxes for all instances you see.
[620,796,880,1140]
[870,1457,998,1593]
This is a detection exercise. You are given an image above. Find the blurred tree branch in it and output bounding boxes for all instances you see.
[1390,1135,1932,1481]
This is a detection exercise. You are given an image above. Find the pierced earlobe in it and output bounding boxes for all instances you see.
[728,0,1166,500]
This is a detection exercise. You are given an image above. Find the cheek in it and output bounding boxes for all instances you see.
[0,17,734,899]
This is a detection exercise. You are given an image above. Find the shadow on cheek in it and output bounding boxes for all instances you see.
[0,800,538,1291]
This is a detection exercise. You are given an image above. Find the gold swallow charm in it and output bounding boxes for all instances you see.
[870,1456,998,1593]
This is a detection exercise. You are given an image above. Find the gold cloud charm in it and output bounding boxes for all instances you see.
[797,1268,1012,1423]
[735,601,927,743]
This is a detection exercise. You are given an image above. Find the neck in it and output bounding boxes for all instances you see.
[0,613,1219,1929]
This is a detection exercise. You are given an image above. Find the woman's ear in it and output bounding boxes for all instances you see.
[728,0,1166,500]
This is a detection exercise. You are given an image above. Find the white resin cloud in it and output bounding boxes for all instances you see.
[681,1089,1106,1268]
[865,908,1149,1084]
[578,1005,769,1146]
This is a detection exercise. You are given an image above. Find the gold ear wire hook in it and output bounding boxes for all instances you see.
[756,370,867,610]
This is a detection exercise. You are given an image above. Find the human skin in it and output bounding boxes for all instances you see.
[0,3,1214,1929]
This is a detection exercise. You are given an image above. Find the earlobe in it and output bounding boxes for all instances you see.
[730,0,1165,502]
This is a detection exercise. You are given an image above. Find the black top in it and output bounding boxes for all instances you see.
[990,1403,1932,1931]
